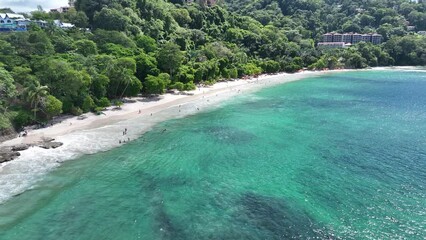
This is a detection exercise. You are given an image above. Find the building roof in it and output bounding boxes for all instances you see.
[0,13,25,19]
[61,23,75,28]
[54,20,75,28]
[15,19,31,22]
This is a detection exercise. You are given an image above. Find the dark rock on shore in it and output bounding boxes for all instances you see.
[38,142,63,149]
[0,138,63,163]
[11,144,30,151]
[41,137,55,142]
[0,148,20,163]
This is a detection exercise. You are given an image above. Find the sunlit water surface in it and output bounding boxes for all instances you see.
[0,70,425,239]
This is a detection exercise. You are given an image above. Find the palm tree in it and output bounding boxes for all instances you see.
[24,83,49,121]
[119,74,133,99]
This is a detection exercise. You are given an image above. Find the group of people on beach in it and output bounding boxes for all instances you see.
[116,87,245,145]
[119,128,130,144]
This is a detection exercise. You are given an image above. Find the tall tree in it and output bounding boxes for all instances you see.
[157,42,184,77]
[25,83,49,121]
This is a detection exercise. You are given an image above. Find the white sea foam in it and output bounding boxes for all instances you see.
[0,70,353,204]
[0,80,258,203]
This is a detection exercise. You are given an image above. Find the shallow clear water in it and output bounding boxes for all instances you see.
[0,70,425,239]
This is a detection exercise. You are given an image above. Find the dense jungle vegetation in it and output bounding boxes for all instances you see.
[0,0,425,134]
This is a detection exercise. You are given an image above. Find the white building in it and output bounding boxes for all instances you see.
[0,13,26,31]
[50,6,71,13]
[54,20,75,29]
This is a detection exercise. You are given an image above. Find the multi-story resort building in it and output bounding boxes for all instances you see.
[332,33,343,42]
[322,33,333,42]
[342,33,352,44]
[321,32,382,45]
[361,34,372,43]
[371,34,382,44]
[318,32,382,49]
[352,33,363,44]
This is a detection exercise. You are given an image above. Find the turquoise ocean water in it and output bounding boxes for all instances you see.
[0,70,425,239]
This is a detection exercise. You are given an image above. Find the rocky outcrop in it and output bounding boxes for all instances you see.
[11,144,30,151]
[41,137,55,143]
[0,138,63,164]
[38,142,63,149]
[0,128,17,144]
[0,147,20,163]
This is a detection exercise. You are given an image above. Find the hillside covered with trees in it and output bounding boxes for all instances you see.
[0,0,425,135]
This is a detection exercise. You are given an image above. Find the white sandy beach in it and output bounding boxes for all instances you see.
[0,69,352,203]
[1,70,338,147]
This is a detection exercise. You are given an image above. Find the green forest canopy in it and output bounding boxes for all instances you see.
[0,0,425,132]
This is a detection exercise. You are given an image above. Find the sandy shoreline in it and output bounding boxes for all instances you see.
[5,66,421,148]
[0,70,336,203]
[1,70,336,148]
[3,67,411,203]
